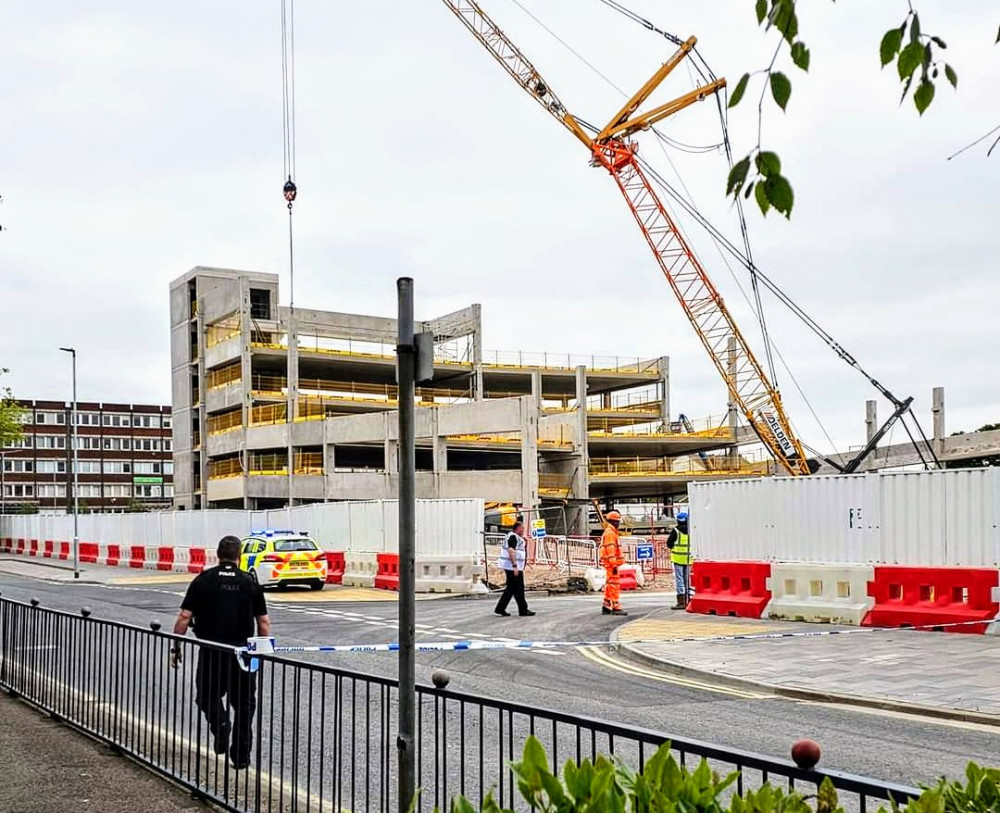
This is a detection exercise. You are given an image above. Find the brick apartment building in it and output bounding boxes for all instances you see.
[0,401,174,514]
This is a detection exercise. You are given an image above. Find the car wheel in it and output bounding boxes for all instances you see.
[310,580,326,591]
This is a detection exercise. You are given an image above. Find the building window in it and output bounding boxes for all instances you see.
[134,438,161,452]
[36,435,67,450]
[102,460,132,475]
[164,484,175,498]
[76,484,101,498]
[164,438,173,452]
[134,484,163,499]
[103,413,130,428]
[74,460,102,474]
[37,484,67,498]
[105,484,132,498]
[163,415,173,429]
[250,288,272,320]
[3,484,35,498]
[76,413,100,426]
[36,411,65,425]
[2,459,34,473]
[37,460,66,474]
[134,461,162,475]
[17,413,33,425]
[102,437,132,452]
[132,414,161,429]
[3,437,34,449]
[75,436,102,451]
[164,462,174,475]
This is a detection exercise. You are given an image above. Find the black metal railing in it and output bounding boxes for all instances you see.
[0,597,919,813]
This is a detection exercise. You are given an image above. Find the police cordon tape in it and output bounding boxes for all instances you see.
[233,615,999,670]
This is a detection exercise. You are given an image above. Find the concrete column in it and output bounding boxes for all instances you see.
[432,436,448,473]
[472,304,484,402]
[657,356,670,431]
[195,297,209,509]
[932,387,945,441]
[575,366,588,449]
[866,400,878,443]
[238,278,253,509]
[601,392,612,410]
[530,371,542,410]
[726,340,738,467]
[286,308,299,508]
[520,398,539,511]
[385,439,400,473]
[572,365,590,532]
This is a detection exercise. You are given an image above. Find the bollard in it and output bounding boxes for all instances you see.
[791,739,821,770]
[81,607,91,618]
[30,598,39,607]
[149,621,162,632]
[431,670,450,689]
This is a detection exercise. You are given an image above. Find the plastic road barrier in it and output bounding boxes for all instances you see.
[686,560,772,618]
[766,563,875,625]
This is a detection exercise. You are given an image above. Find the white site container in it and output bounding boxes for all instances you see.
[689,467,1000,567]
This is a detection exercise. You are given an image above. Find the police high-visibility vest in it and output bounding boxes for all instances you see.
[671,531,691,565]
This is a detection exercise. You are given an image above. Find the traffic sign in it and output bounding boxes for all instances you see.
[636,543,654,561]
[531,519,546,539]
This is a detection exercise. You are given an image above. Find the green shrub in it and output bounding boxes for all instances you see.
[439,737,999,813]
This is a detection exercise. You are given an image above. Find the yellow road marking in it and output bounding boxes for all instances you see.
[577,646,772,700]
[108,573,196,585]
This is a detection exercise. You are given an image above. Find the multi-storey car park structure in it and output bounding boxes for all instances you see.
[170,267,761,531]
[1,401,174,513]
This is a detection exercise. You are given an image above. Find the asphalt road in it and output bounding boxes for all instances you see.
[1,570,998,802]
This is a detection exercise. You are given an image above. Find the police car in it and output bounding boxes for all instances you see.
[239,529,328,590]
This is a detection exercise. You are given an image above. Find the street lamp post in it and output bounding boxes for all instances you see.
[59,347,80,579]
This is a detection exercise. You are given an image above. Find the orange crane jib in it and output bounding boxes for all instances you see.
[438,0,811,475]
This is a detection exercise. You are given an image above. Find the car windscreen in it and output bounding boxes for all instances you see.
[273,538,319,552]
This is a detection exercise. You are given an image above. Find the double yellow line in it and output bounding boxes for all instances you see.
[577,646,773,700]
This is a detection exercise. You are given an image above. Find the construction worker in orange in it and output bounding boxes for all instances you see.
[599,510,628,616]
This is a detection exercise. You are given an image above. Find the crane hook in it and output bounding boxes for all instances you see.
[283,178,297,208]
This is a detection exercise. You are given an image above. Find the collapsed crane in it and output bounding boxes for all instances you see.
[437,0,937,475]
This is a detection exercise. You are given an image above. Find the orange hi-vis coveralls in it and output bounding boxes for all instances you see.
[599,524,625,610]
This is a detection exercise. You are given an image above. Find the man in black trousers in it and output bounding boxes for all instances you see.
[494,519,535,617]
[170,535,271,769]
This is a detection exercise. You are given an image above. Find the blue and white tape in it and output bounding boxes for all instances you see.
[234,615,997,669]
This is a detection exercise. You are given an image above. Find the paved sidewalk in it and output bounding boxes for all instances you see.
[615,609,1000,720]
[0,692,206,813]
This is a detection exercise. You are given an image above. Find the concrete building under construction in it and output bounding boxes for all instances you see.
[169,267,759,529]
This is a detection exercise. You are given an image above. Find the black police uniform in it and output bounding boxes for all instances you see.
[180,561,267,766]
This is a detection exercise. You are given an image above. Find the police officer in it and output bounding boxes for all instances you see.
[667,512,692,609]
[170,535,270,769]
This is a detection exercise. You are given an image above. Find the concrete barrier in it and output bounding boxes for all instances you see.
[342,552,378,588]
[415,555,482,593]
[584,567,606,592]
[766,563,875,625]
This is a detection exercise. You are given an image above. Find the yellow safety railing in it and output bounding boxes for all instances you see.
[208,457,242,479]
[589,452,769,478]
[248,452,288,476]
[206,362,242,390]
[207,409,242,436]
[250,403,287,426]
[206,323,241,348]
[539,473,574,497]
[294,452,323,475]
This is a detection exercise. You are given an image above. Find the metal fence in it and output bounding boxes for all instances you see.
[0,597,919,813]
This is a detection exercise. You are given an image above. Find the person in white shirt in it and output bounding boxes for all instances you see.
[494,519,535,617]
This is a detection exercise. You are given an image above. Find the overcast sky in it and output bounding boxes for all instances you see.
[2,0,997,454]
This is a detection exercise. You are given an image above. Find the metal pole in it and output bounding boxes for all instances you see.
[60,347,79,579]
[396,277,416,813]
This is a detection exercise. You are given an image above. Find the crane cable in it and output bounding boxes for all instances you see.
[281,0,298,311]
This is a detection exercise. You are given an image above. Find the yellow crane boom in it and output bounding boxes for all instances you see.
[438,0,811,474]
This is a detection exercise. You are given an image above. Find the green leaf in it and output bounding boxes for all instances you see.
[755,150,781,177]
[880,28,903,67]
[727,156,751,196]
[790,42,810,71]
[897,41,924,80]
[945,63,957,88]
[763,174,794,218]
[770,0,798,44]
[914,79,935,114]
[729,73,750,107]
[930,36,947,49]
[520,736,548,777]
[754,182,770,215]
[769,71,791,111]
[755,0,767,25]
[910,12,921,44]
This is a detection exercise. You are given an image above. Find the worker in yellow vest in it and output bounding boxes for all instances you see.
[667,511,692,609]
